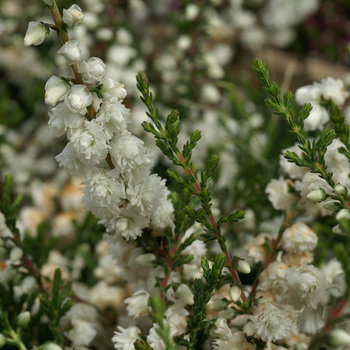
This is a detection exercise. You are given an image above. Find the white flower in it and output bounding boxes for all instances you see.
[48,103,84,138]
[62,4,84,27]
[104,207,149,240]
[281,222,318,255]
[96,101,131,138]
[126,174,165,215]
[101,78,127,102]
[286,265,331,310]
[109,132,153,173]
[44,76,69,106]
[112,326,141,350]
[90,281,124,310]
[57,40,82,65]
[295,84,322,105]
[66,319,97,346]
[24,21,47,46]
[297,304,328,334]
[65,85,92,114]
[280,143,308,179]
[210,318,232,340]
[56,142,98,176]
[124,290,150,318]
[147,324,166,350]
[304,103,329,131]
[265,177,295,211]
[82,168,126,209]
[78,57,107,84]
[70,120,109,160]
[151,195,174,229]
[21,276,36,294]
[212,331,255,350]
[250,302,292,342]
[320,77,349,106]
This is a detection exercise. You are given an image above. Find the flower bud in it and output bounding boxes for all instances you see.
[336,209,350,221]
[323,200,341,211]
[42,343,62,350]
[64,85,92,114]
[78,57,106,84]
[332,224,344,235]
[45,76,69,106]
[329,329,350,346]
[0,334,5,348]
[209,298,227,311]
[306,188,327,202]
[243,321,255,337]
[237,260,251,274]
[218,308,236,319]
[101,78,127,102]
[334,184,347,196]
[62,4,84,27]
[21,276,37,294]
[10,247,23,262]
[229,285,241,302]
[16,311,30,328]
[42,0,54,5]
[1,266,16,282]
[135,253,155,267]
[175,284,194,305]
[210,318,232,340]
[24,21,47,47]
[57,40,82,65]
[185,4,199,20]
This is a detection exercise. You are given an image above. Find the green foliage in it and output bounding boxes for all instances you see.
[185,253,226,349]
[0,175,22,234]
[39,269,72,346]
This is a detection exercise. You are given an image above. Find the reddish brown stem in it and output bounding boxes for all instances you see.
[176,152,248,303]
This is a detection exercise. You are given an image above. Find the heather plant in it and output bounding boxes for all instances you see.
[1,1,350,350]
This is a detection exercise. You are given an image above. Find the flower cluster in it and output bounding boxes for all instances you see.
[40,23,174,242]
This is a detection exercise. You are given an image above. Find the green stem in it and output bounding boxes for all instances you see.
[49,1,82,84]
[8,329,27,350]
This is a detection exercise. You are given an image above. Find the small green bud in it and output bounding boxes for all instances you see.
[306,188,327,202]
[334,184,347,196]
[229,285,241,302]
[329,329,350,346]
[0,334,6,348]
[237,260,251,274]
[42,342,62,350]
[16,311,31,328]
[336,209,350,221]
[322,200,341,211]
[332,224,345,235]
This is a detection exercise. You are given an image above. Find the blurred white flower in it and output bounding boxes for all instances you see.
[24,21,46,47]
[250,302,292,342]
[112,326,141,350]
